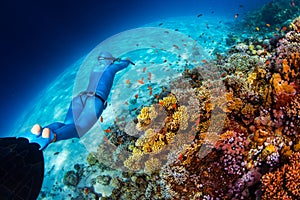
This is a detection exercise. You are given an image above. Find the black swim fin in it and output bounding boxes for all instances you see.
[0,137,44,200]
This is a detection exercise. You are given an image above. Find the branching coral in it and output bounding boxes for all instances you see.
[136,105,157,131]
[261,152,300,199]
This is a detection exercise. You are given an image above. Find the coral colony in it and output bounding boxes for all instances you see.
[60,6,300,200]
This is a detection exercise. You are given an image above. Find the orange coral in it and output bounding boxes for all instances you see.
[261,152,300,199]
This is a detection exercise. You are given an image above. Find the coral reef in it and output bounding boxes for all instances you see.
[261,152,300,199]
[64,13,300,200]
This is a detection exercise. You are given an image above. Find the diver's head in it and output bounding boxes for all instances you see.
[97,51,114,67]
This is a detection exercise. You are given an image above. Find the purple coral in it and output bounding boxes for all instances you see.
[216,131,249,176]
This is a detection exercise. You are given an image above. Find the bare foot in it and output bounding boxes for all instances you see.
[31,124,41,135]
[42,128,51,138]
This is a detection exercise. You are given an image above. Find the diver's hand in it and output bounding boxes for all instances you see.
[17,124,56,150]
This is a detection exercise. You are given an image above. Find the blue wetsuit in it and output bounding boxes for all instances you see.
[22,59,131,149]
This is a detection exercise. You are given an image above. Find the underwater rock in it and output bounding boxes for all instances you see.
[63,170,79,187]
[96,175,111,185]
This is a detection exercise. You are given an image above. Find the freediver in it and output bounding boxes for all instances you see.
[19,52,134,150]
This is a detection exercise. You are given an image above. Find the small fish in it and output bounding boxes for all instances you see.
[206,23,209,29]
[202,59,207,63]
[147,72,152,80]
[174,28,179,31]
[125,79,131,84]
[125,101,129,105]
[234,13,239,18]
[281,26,287,32]
[158,22,163,26]
[275,27,280,31]
[135,94,139,99]
[266,23,271,27]
[100,116,103,123]
[148,86,153,95]
[84,188,89,195]
[291,0,295,7]
[173,44,179,49]
[178,153,183,161]
[265,60,270,65]
[103,136,109,142]
[143,67,146,72]
[197,13,203,18]
[104,129,111,133]
[239,4,244,8]
[137,79,144,84]
[256,27,260,31]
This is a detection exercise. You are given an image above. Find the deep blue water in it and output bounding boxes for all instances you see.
[1,0,272,136]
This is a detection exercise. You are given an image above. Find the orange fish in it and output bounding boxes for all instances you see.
[135,94,139,99]
[266,23,271,27]
[99,116,103,123]
[178,153,183,161]
[281,26,287,32]
[265,60,270,65]
[125,79,130,84]
[202,59,207,63]
[172,103,177,109]
[143,67,146,72]
[137,80,144,84]
[275,27,280,31]
[104,129,111,133]
[84,188,89,195]
[158,101,164,106]
[148,86,153,95]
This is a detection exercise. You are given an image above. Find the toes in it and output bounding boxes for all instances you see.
[42,128,50,138]
[31,124,42,135]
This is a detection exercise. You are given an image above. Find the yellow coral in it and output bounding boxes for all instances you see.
[159,95,177,110]
[172,105,189,130]
[260,144,276,160]
[124,153,143,171]
[144,157,162,174]
[224,91,243,112]
[136,105,157,131]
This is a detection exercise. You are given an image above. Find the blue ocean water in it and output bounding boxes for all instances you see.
[1,0,299,199]
[1,0,271,136]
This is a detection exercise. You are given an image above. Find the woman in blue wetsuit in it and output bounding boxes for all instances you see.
[21,52,134,150]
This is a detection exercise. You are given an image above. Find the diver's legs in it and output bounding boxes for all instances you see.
[74,97,103,136]
[43,124,78,141]
[64,95,85,124]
